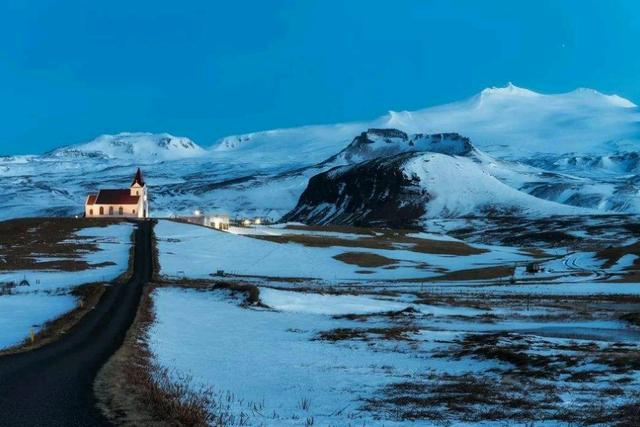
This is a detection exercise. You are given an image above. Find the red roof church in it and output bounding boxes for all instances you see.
[85,168,149,218]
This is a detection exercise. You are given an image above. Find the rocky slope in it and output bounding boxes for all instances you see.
[283,153,429,227]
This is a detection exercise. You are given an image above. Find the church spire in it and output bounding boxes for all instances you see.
[131,168,145,187]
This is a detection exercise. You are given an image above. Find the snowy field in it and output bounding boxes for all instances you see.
[0,221,134,350]
[149,286,640,425]
[149,220,640,425]
[156,220,534,282]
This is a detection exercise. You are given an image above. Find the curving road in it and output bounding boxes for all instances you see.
[0,220,153,427]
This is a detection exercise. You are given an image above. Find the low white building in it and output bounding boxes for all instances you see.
[205,214,229,231]
[177,212,229,231]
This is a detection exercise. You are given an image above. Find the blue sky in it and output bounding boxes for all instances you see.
[1,0,639,155]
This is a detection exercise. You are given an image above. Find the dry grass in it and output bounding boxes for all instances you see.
[96,284,219,426]
[621,312,640,326]
[285,223,377,236]
[315,326,419,342]
[364,373,556,422]
[154,277,263,306]
[252,228,486,256]
[596,241,640,269]
[399,265,514,282]
[333,251,398,268]
[0,217,124,271]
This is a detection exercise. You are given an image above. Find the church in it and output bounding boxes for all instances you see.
[85,168,149,218]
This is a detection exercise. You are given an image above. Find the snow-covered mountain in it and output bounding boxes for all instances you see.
[1,84,639,223]
[284,134,587,226]
[46,132,205,162]
[213,83,640,163]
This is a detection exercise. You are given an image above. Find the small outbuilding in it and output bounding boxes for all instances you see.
[206,214,230,231]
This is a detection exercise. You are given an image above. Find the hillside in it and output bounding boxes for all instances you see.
[284,146,584,227]
[46,132,205,162]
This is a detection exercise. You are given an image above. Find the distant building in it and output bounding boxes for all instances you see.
[176,212,229,231]
[85,168,149,218]
[205,214,230,230]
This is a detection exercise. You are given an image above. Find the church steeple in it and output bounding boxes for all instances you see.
[131,168,145,187]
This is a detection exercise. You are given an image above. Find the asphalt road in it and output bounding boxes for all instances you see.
[0,220,153,427]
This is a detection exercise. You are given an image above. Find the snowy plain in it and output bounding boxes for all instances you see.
[148,287,496,426]
[155,220,534,282]
[149,219,640,424]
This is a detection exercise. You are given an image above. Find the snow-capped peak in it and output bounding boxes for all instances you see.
[479,82,540,99]
[47,132,206,162]
[567,88,636,108]
[211,84,640,163]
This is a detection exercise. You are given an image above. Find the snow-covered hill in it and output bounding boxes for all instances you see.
[46,132,205,162]
[284,137,588,226]
[213,83,640,163]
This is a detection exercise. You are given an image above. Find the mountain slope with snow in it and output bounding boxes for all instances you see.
[212,83,640,164]
[47,132,205,162]
[284,137,588,226]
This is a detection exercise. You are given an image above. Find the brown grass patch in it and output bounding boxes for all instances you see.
[285,223,377,236]
[621,312,640,326]
[96,284,217,426]
[155,277,263,306]
[596,241,640,269]
[333,251,398,268]
[0,217,127,271]
[315,326,419,342]
[400,265,514,282]
[252,228,486,256]
[364,373,555,422]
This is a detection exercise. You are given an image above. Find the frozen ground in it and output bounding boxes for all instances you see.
[156,220,534,282]
[149,285,640,425]
[0,293,77,349]
[149,219,640,425]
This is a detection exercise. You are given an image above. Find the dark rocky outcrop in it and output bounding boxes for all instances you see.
[323,128,475,166]
[282,152,429,228]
